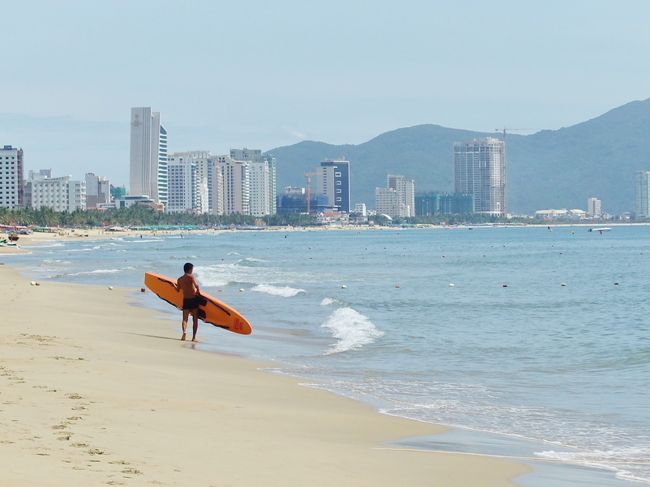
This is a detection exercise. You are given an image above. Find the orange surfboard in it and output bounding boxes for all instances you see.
[144,272,252,335]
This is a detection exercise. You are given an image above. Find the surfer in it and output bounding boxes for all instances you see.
[177,262,201,342]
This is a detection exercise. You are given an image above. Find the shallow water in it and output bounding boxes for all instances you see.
[8,226,650,483]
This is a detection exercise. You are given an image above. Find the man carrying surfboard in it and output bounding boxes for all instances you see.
[177,262,201,342]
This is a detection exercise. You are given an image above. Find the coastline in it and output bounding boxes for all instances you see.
[0,263,528,486]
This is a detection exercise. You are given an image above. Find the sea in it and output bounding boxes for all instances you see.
[7,225,650,485]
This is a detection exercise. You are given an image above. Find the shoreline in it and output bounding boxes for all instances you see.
[0,263,528,486]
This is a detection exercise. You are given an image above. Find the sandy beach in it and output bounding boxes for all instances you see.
[0,263,528,486]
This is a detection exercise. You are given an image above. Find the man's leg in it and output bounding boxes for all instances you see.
[191,309,199,342]
[181,310,189,340]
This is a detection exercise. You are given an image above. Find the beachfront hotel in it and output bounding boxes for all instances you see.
[0,145,24,209]
[454,137,506,216]
[635,171,650,218]
[129,107,168,206]
[30,174,86,212]
[318,159,351,213]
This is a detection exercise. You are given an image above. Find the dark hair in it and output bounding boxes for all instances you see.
[183,262,194,273]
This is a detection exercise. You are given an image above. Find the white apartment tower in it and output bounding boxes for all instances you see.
[0,145,24,209]
[635,171,650,218]
[454,138,506,216]
[167,151,210,214]
[229,148,277,216]
[587,197,602,218]
[166,158,197,213]
[129,107,168,206]
[375,187,402,218]
[387,174,415,217]
[215,155,250,215]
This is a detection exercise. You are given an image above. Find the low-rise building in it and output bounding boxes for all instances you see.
[31,176,86,212]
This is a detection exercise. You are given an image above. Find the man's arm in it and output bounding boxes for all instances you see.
[192,275,200,294]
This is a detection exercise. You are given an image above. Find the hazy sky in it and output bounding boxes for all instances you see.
[2,0,649,185]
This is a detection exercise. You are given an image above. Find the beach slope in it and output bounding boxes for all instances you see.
[0,265,527,486]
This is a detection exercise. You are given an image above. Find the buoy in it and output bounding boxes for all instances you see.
[341,285,348,289]
[239,288,245,292]
[561,283,567,287]
[614,282,620,286]
[502,284,508,288]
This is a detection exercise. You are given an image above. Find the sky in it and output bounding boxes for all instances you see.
[1,0,649,186]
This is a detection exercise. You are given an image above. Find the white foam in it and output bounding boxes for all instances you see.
[320,297,338,306]
[68,268,124,276]
[252,284,305,297]
[321,307,384,354]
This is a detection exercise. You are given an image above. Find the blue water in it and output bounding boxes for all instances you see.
[8,226,650,484]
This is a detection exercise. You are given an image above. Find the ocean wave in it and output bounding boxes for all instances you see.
[67,268,128,276]
[238,257,268,267]
[252,284,305,297]
[536,447,650,484]
[321,307,384,354]
[320,297,338,306]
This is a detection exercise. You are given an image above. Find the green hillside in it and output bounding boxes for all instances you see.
[267,98,650,214]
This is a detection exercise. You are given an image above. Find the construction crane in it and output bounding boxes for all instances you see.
[304,171,319,214]
[494,127,538,142]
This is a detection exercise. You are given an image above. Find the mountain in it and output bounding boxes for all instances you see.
[266,99,650,214]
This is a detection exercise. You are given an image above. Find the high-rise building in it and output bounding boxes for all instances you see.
[587,197,602,218]
[0,145,24,209]
[129,107,167,206]
[375,187,403,218]
[228,149,276,216]
[318,159,350,212]
[85,173,111,209]
[386,174,415,217]
[454,138,506,216]
[31,175,86,212]
[167,151,210,214]
[209,157,225,216]
[166,157,197,213]
[214,155,250,215]
[635,171,650,218]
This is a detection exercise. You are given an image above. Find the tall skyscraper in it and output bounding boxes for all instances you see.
[0,145,24,209]
[387,174,415,217]
[454,138,506,216]
[129,107,167,205]
[318,159,350,212]
[635,171,650,218]
[587,197,602,218]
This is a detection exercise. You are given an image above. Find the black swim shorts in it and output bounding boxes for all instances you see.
[182,296,202,310]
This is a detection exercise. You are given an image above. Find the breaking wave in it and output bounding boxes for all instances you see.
[321,307,383,354]
[251,284,305,297]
